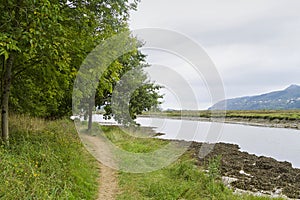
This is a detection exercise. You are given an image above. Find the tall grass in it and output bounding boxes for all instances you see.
[0,115,99,199]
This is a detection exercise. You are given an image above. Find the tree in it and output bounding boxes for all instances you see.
[101,53,162,126]
[0,0,140,143]
[0,0,72,143]
[72,29,162,130]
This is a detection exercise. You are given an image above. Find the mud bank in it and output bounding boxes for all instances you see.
[189,142,300,199]
[220,117,300,130]
[138,115,300,130]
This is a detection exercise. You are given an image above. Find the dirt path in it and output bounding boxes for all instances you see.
[80,134,119,200]
[96,163,118,200]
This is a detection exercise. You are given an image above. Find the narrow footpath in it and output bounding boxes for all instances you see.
[80,134,119,200]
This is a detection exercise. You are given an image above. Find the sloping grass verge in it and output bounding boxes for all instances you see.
[0,115,98,199]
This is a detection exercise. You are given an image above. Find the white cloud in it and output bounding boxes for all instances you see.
[130,0,300,109]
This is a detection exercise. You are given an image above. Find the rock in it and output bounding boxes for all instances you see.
[190,141,300,199]
[256,157,275,170]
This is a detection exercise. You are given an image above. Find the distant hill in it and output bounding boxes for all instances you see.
[209,84,300,110]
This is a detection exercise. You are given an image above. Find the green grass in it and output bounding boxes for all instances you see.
[101,126,284,200]
[100,125,169,153]
[0,115,99,200]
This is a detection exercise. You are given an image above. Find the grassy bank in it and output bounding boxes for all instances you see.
[144,110,300,121]
[101,126,284,200]
[0,115,289,199]
[0,115,99,199]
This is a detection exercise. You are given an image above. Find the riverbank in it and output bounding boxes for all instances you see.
[4,115,297,199]
[209,117,300,130]
[90,114,300,199]
[139,115,300,130]
[136,115,300,198]
[85,125,292,200]
[189,142,300,199]
[140,110,300,130]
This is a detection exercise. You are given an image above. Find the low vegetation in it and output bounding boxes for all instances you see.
[144,110,300,121]
[101,126,284,200]
[222,110,300,120]
[0,115,99,199]
[0,116,288,199]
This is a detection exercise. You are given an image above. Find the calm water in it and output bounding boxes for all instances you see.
[93,115,300,168]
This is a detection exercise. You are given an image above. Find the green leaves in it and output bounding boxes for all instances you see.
[0,34,21,60]
[101,51,162,126]
[0,49,9,61]
[0,0,151,122]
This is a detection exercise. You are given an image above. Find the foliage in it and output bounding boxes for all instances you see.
[0,0,139,118]
[0,115,98,199]
[74,34,162,128]
[105,64,162,125]
[0,0,142,141]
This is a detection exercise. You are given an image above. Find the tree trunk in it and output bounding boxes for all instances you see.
[1,55,13,144]
[87,96,94,132]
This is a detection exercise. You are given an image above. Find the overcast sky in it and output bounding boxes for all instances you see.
[129,0,300,110]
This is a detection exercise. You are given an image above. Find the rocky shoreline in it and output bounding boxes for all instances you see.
[189,142,300,199]
[137,116,300,198]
